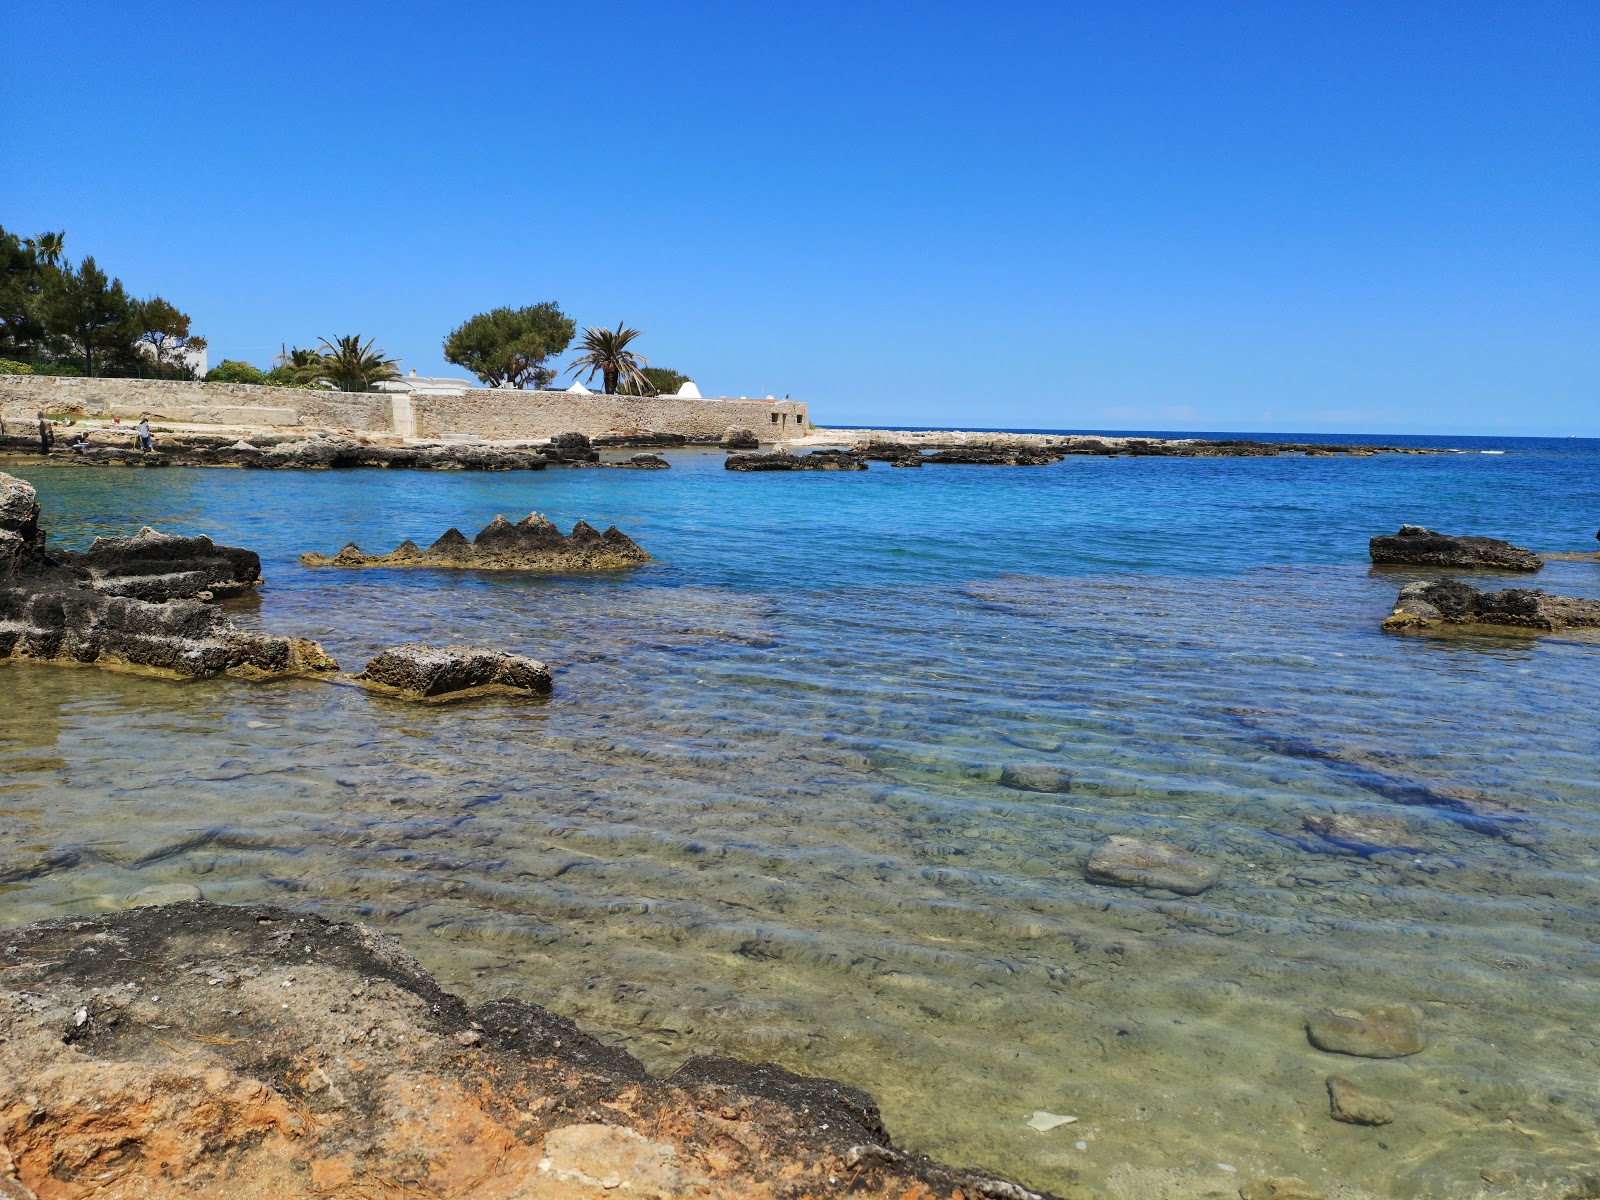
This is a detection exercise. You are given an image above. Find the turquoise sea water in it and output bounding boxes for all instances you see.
[2,435,1598,1199]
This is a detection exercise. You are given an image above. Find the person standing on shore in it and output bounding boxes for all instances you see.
[136,415,153,452]
[36,411,55,455]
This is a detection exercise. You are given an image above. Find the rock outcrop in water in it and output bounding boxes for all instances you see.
[725,449,867,471]
[1084,836,1219,895]
[0,901,1052,1200]
[924,447,1065,466]
[4,432,555,472]
[301,513,651,572]
[357,644,553,702]
[1383,578,1600,634]
[1368,525,1543,571]
[0,469,337,681]
[720,425,760,449]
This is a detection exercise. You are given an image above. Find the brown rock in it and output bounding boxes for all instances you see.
[999,764,1073,793]
[302,513,650,572]
[1301,811,1422,855]
[356,644,553,702]
[541,1123,702,1197]
[1326,1075,1394,1126]
[1240,1179,1324,1200]
[1085,836,1219,895]
[1306,1004,1424,1058]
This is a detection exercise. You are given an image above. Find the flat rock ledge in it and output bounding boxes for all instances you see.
[726,449,867,472]
[1368,525,1543,571]
[356,644,553,702]
[1305,1004,1425,1059]
[1083,836,1219,895]
[0,901,1054,1200]
[301,513,651,572]
[0,470,336,682]
[1383,578,1600,635]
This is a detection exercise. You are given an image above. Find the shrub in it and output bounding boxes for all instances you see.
[205,359,267,385]
[0,358,33,375]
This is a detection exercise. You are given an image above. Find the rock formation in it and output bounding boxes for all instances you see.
[724,449,867,472]
[1368,525,1543,570]
[8,434,554,472]
[543,431,600,463]
[924,448,1065,466]
[1305,1004,1424,1058]
[301,513,651,572]
[0,470,337,681]
[0,901,1053,1200]
[357,644,553,702]
[1383,578,1600,634]
[720,425,760,449]
[1084,836,1219,895]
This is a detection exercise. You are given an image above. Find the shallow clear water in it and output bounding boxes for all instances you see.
[2,439,1598,1199]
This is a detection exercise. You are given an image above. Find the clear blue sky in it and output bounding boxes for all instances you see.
[4,1,1595,435]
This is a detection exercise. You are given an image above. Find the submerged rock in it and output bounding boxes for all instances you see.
[301,513,651,572]
[0,900,1048,1200]
[999,764,1073,793]
[1383,577,1600,634]
[1239,1180,1325,1200]
[356,644,553,702]
[1084,836,1219,895]
[1306,1004,1424,1058]
[725,449,867,471]
[1326,1075,1394,1126]
[721,425,760,449]
[1369,525,1542,571]
[0,470,336,682]
[1300,811,1423,856]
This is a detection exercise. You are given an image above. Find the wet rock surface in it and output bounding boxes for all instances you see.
[1384,577,1600,634]
[838,431,1453,458]
[0,470,336,682]
[301,513,651,572]
[725,449,867,471]
[720,425,760,449]
[0,901,1053,1200]
[1326,1075,1395,1126]
[1305,1004,1424,1058]
[5,432,555,472]
[924,448,1065,466]
[1299,810,1423,856]
[1238,1180,1325,1200]
[998,764,1073,793]
[1369,524,1543,571]
[356,644,554,702]
[1084,836,1220,895]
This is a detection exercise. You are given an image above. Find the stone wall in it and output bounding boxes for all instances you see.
[0,375,808,443]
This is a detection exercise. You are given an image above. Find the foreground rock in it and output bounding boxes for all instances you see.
[302,513,651,572]
[721,425,760,449]
[357,644,553,702]
[1326,1076,1395,1126]
[725,449,866,471]
[1383,578,1600,634]
[0,901,1053,1200]
[1369,525,1542,571]
[924,448,1064,466]
[0,470,336,682]
[1306,1004,1424,1058]
[1084,836,1219,895]
[8,432,554,472]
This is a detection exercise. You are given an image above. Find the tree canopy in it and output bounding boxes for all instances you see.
[442,303,575,389]
[566,323,650,395]
[315,334,399,392]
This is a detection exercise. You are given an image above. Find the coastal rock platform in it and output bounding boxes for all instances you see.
[301,514,651,572]
[0,901,1053,1200]
[725,450,867,471]
[356,644,554,702]
[1383,578,1600,634]
[1368,525,1543,571]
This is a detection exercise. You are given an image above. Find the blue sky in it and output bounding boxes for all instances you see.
[3,1,1595,435]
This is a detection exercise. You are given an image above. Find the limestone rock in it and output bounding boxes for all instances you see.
[1383,577,1600,634]
[924,447,1064,466]
[1326,1075,1394,1125]
[1306,1004,1424,1058]
[1085,836,1219,895]
[541,1123,702,1197]
[720,425,759,449]
[301,513,651,572]
[55,526,263,600]
[356,644,553,702]
[1239,1179,1324,1200]
[999,764,1073,793]
[725,449,867,471]
[1369,525,1542,571]
[544,431,599,463]
[1300,811,1422,856]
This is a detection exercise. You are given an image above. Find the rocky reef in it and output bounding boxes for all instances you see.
[1383,578,1600,634]
[1368,524,1543,571]
[0,901,1052,1200]
[356,644,553,702]
[2,431,555,472]
[301,513,651,572]
[0,470,337,681]
[725,449,867,471]
[839,431,1452,458]
[924,448,1064,466]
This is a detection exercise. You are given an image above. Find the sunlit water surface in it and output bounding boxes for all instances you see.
[2,439,1597,1199]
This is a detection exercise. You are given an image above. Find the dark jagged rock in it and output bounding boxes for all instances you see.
[356,644,553,702]
[856,442,924,467]
[0,469,336,681]
[0,901,1055,1200]
[1369,525,1543,571]
[720,425,760,449]
[13,434,551,472]
[724,449,867,472]
[301,512,651,572]
[590,430,688,449]
[576,452,672,469]
[543,431,599,463]
[924,447,1064,466]
[1384,577,1600,634]
[51,527,262,600]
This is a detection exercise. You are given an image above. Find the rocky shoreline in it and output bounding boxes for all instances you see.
[0,901,1052,1200]
[302,513,651,572]
[813,430,1455,458]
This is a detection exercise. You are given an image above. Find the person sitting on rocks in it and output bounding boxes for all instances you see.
[36,411,55,455]
[136,416,153,452]
[67,430,91,453]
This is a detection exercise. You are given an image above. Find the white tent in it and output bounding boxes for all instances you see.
[567,380,592,394]
[674,380,702,398]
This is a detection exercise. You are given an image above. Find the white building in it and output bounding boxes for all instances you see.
[373,369,474,397]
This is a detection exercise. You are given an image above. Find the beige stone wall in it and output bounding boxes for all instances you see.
[411,389,808,441]
[0,375,809,443]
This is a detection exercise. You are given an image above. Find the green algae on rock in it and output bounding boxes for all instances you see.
[301,512,651,572]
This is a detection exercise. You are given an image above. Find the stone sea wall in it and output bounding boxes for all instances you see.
[0,375,808,443]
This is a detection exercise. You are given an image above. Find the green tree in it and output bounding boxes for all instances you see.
[47,256,138,377]
[0,226,51,360]
[205,359,268,384]
[315,334,399,392]
[27,231,66,269]
[618,366,689,396]
[566,323,649,395]
[443,303,575,389]
[135,296,207,378]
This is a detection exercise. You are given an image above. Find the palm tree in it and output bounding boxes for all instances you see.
[27,231,65,268]
[566,323,649,395]
[314,334,399,392]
